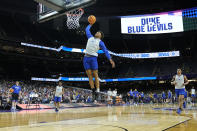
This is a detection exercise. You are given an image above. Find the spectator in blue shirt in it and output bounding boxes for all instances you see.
[129,89,133,104]
[133,89,139,105]
[162,91,166,103]
[168,90,172,104]
[153,93,158,104]
[139,92,144,104]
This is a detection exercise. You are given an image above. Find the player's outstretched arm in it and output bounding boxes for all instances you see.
[183,75,189,86]
[85,25,93,39]
[99,41,115,68]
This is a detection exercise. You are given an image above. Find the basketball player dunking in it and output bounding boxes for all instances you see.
[54,81,64,112]
[171,69,189,114]
[83,18,115,102]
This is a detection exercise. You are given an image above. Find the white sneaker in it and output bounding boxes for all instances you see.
[96,88,100,92]
[11,107,15,112]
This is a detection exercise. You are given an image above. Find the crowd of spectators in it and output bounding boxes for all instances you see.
[0,80,196,109]
[0,80,105,107]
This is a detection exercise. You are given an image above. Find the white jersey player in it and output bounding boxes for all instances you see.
[171,69,189,114]
[54,81,64,112]
[107,88,113,102]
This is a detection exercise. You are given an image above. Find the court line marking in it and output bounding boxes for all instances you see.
[30,123,128,131]
[162,118,191,131]
[150,106,193,130]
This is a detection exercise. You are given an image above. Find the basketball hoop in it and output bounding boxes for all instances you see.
[66,8,84,29]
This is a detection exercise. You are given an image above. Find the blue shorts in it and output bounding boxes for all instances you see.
[192,94,196,98]
[175,89,185,97]
[54,97,61,102]
[83,56,98,70]
[168,96,171,99]
[184,92,187,98]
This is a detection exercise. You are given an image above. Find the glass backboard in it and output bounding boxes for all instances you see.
[35,0,96,23]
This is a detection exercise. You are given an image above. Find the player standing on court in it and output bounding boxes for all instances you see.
[139,92,144,104]
[129,89,133,105]
[133,89,139,105]
[153,92,158,104]
[167,90,172,104]
[8,81,21,112]
[107,88,112,106]
[83,16,115,102]
[54,81,64,112]
[162,91,166,103]
[171,69,189,114]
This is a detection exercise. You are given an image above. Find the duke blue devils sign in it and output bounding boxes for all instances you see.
[121,11,183,34]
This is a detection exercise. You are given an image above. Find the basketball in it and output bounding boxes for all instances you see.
[9,88,14,93]
[88,15,96,25]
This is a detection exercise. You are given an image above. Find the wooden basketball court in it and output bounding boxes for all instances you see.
[0,104,196,131]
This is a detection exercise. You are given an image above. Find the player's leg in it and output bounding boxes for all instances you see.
[86,70,96,102]
[134,97,137,105]
[90,57,99,102]
[192,95,195,106]
[193,95,195,105]
[142,97,144,104]
[92,70,99,92]
[179,94,184,109]
[14,100,17,110]
[11,100,15,111]
[56,97,61,111]
[175,89,181,114]
[169,96,172,103]
[86,70,95,90]
[54,97,58,111]
[167,97,169,104]
[83,57,95,90]
[162,97,164,103]
[56,102,60,111]
[177,89,185,114]
[12,94,18,111]
[130,96,132,105]
[183,93,187,108]
[11,94,14,110]
[92,57,99,92]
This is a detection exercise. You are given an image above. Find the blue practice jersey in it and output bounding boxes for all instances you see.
[11,85,21,94]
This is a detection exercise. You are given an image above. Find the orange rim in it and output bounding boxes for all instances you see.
[66,8,84,17]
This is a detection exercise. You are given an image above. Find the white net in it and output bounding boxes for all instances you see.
[66,8,84,29]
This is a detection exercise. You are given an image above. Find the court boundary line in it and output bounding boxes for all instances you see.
[162,118,192,131]
[31,123,128,131]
